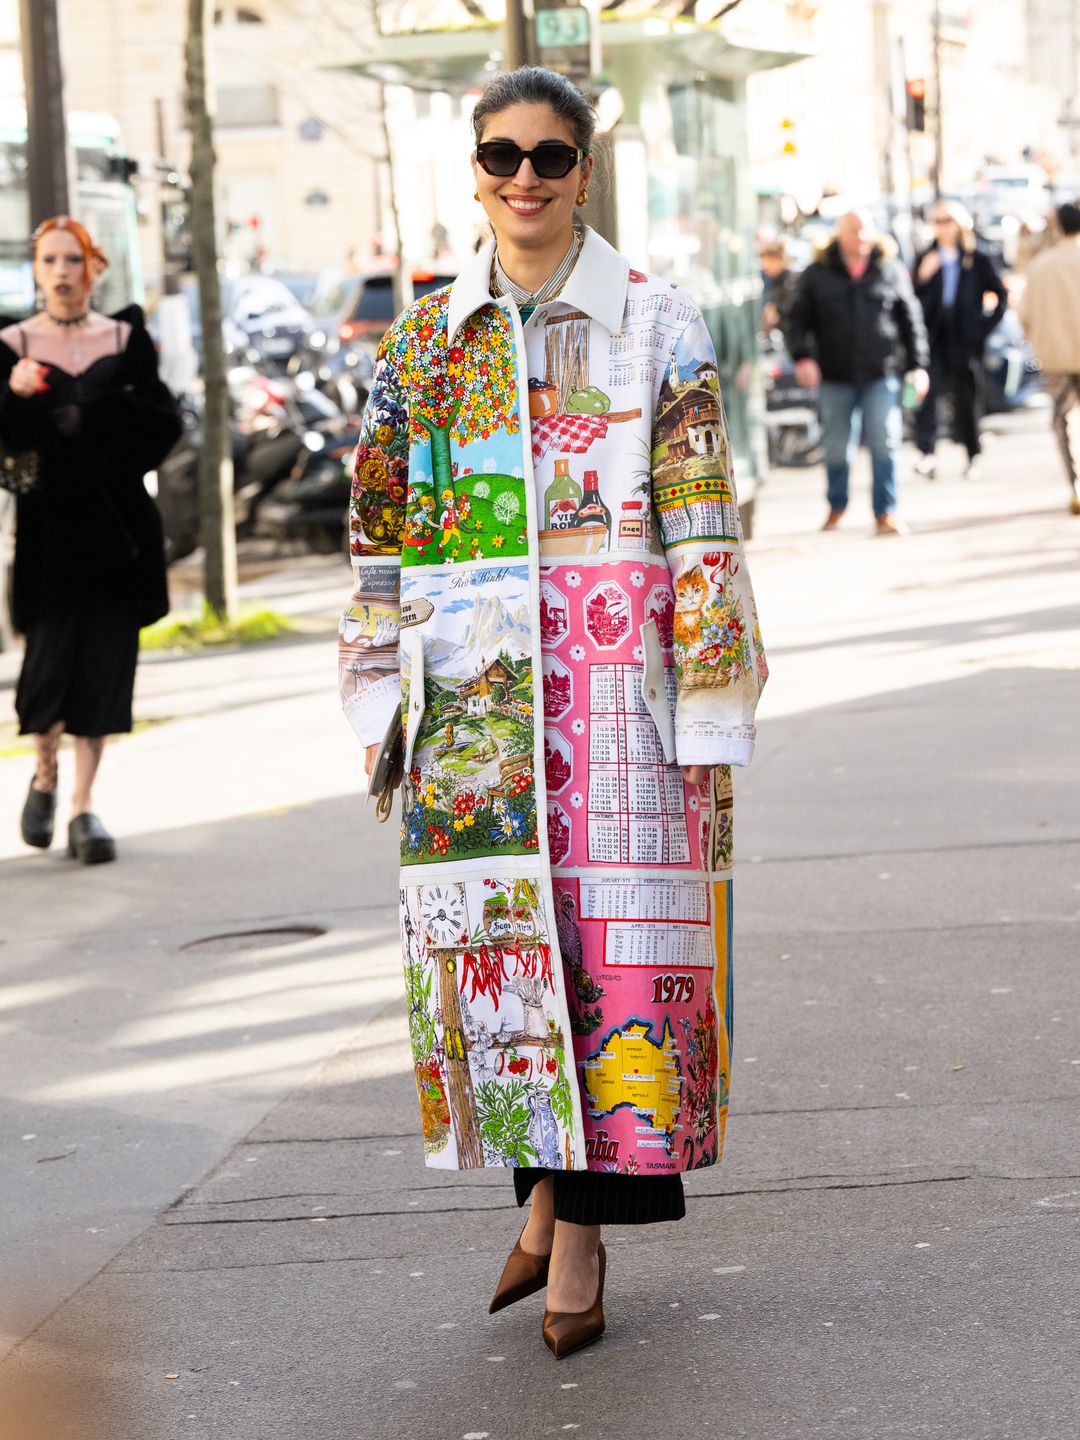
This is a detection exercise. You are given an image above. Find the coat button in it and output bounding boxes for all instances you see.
[646,687,657,700]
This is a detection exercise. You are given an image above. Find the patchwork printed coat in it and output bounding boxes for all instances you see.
[339,227,767,1175]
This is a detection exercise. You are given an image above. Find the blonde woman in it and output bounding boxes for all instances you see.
[913,201,1007,479]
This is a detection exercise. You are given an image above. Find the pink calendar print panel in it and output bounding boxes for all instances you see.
[553,875,721,1175]
[540,560,704,872]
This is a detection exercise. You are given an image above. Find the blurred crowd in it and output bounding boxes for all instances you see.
[755,195,1080,523]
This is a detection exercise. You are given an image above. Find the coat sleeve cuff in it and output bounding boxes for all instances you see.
[674,718,756,769]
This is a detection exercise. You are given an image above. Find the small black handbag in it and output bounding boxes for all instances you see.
[367,704,405,823]
[0,440,38,496]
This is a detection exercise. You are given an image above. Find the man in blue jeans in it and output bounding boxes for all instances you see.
[787,211,930,534]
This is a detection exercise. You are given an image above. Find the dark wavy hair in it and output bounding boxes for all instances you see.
[470,66,596,156]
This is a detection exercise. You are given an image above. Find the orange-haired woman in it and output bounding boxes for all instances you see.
[0,217,180,863]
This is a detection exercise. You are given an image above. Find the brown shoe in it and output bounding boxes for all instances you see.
[875,513,907,536]
[542,1242,606,1358]
[821,509,845,531]
[488,1225,551,1314]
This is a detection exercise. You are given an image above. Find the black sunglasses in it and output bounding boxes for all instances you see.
[475,141,586,180]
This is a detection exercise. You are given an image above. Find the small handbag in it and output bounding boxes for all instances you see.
[0,441,38,496]
[367,703,405,823]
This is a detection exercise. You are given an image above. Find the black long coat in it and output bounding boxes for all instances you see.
[913,246,1008,364]
[0,306,180,634]
[786,240,930,384]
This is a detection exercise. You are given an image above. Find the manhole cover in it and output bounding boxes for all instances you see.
[181,925,326,954]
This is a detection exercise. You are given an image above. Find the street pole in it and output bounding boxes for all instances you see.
[17,0,70,225]
[505,0,532,70]
[185,0,237,621]
[155,98,181,297]
[931,0,944,200]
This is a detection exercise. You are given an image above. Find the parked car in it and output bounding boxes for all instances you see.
[224,274,313,369]
[155,274,314,371]
[316,266,457,350]
[290,265,455,415]
[275,270,322,312]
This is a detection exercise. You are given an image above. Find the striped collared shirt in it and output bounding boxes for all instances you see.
[491,227,585,308]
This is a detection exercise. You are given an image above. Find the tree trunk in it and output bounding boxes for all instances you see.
[436,949,483,1167]
[376,80,407,315]
[370,3,406,311]
[18,0,70,225]
[185,0,237,620]
[418,405,460,501]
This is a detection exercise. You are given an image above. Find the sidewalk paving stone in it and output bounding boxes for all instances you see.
[2,423,1079,1437]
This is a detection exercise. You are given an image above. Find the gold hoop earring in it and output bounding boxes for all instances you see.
[474,190,480,201]
[576,189,589,207]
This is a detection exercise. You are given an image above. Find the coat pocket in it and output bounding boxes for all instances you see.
[402,627,427,774]
[639,619,676,763]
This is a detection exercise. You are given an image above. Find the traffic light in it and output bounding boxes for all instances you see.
[780,117,796,156]
[905,78,926,132]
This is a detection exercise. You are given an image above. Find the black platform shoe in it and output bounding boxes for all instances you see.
[21,783,57,849]
[68,813,117,865]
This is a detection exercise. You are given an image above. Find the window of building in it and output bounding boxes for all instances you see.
[213,5,265,22]
[216,84,280,128]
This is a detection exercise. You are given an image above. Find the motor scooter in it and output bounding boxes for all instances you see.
[761,332,822,468]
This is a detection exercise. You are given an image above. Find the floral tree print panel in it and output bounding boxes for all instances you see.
[349,357,409,558]
[376,291,530,567]
[400,878,579,1170]
[554,875,731,1173]
[400,564,538,866]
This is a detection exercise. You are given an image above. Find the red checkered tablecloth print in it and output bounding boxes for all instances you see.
[531,411,609,462]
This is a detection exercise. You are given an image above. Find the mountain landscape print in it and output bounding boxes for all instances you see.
[399,565,539,865]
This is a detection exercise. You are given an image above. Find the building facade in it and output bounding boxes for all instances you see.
[1,0,384,296]
[746,0,1075,214]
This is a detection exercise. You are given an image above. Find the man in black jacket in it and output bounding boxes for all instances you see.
[787,211,930,533]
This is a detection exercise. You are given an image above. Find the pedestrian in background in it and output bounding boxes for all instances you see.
[786,210,930,533]
[0,217,179,863]
[1017,201,1080,514]
[912,201,1008,480]
[340,65,766,1359]
[759,238,797,339]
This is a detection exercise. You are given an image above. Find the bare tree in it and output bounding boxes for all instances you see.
[185,0,237,619]
[375,76,406,311]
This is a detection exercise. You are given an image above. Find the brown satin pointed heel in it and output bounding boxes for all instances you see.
[541,1242,606,1359]
[488,1226,551,1314]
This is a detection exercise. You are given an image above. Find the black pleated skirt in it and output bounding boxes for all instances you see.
[16,601,140,737]
[513,1167,686,1226]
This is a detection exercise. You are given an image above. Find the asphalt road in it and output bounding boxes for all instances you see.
[1,418,1078,1439]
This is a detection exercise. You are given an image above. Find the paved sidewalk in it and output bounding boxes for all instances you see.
[2,422,1079,1439]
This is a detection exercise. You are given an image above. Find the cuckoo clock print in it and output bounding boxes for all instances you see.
[419,883,468,947]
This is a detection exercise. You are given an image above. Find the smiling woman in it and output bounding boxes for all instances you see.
[470,69,594,302]
[338,65,767,1361]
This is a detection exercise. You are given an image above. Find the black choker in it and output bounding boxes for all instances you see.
[46,311,90,328]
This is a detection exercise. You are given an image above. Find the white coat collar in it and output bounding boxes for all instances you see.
[447,226,630,342]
